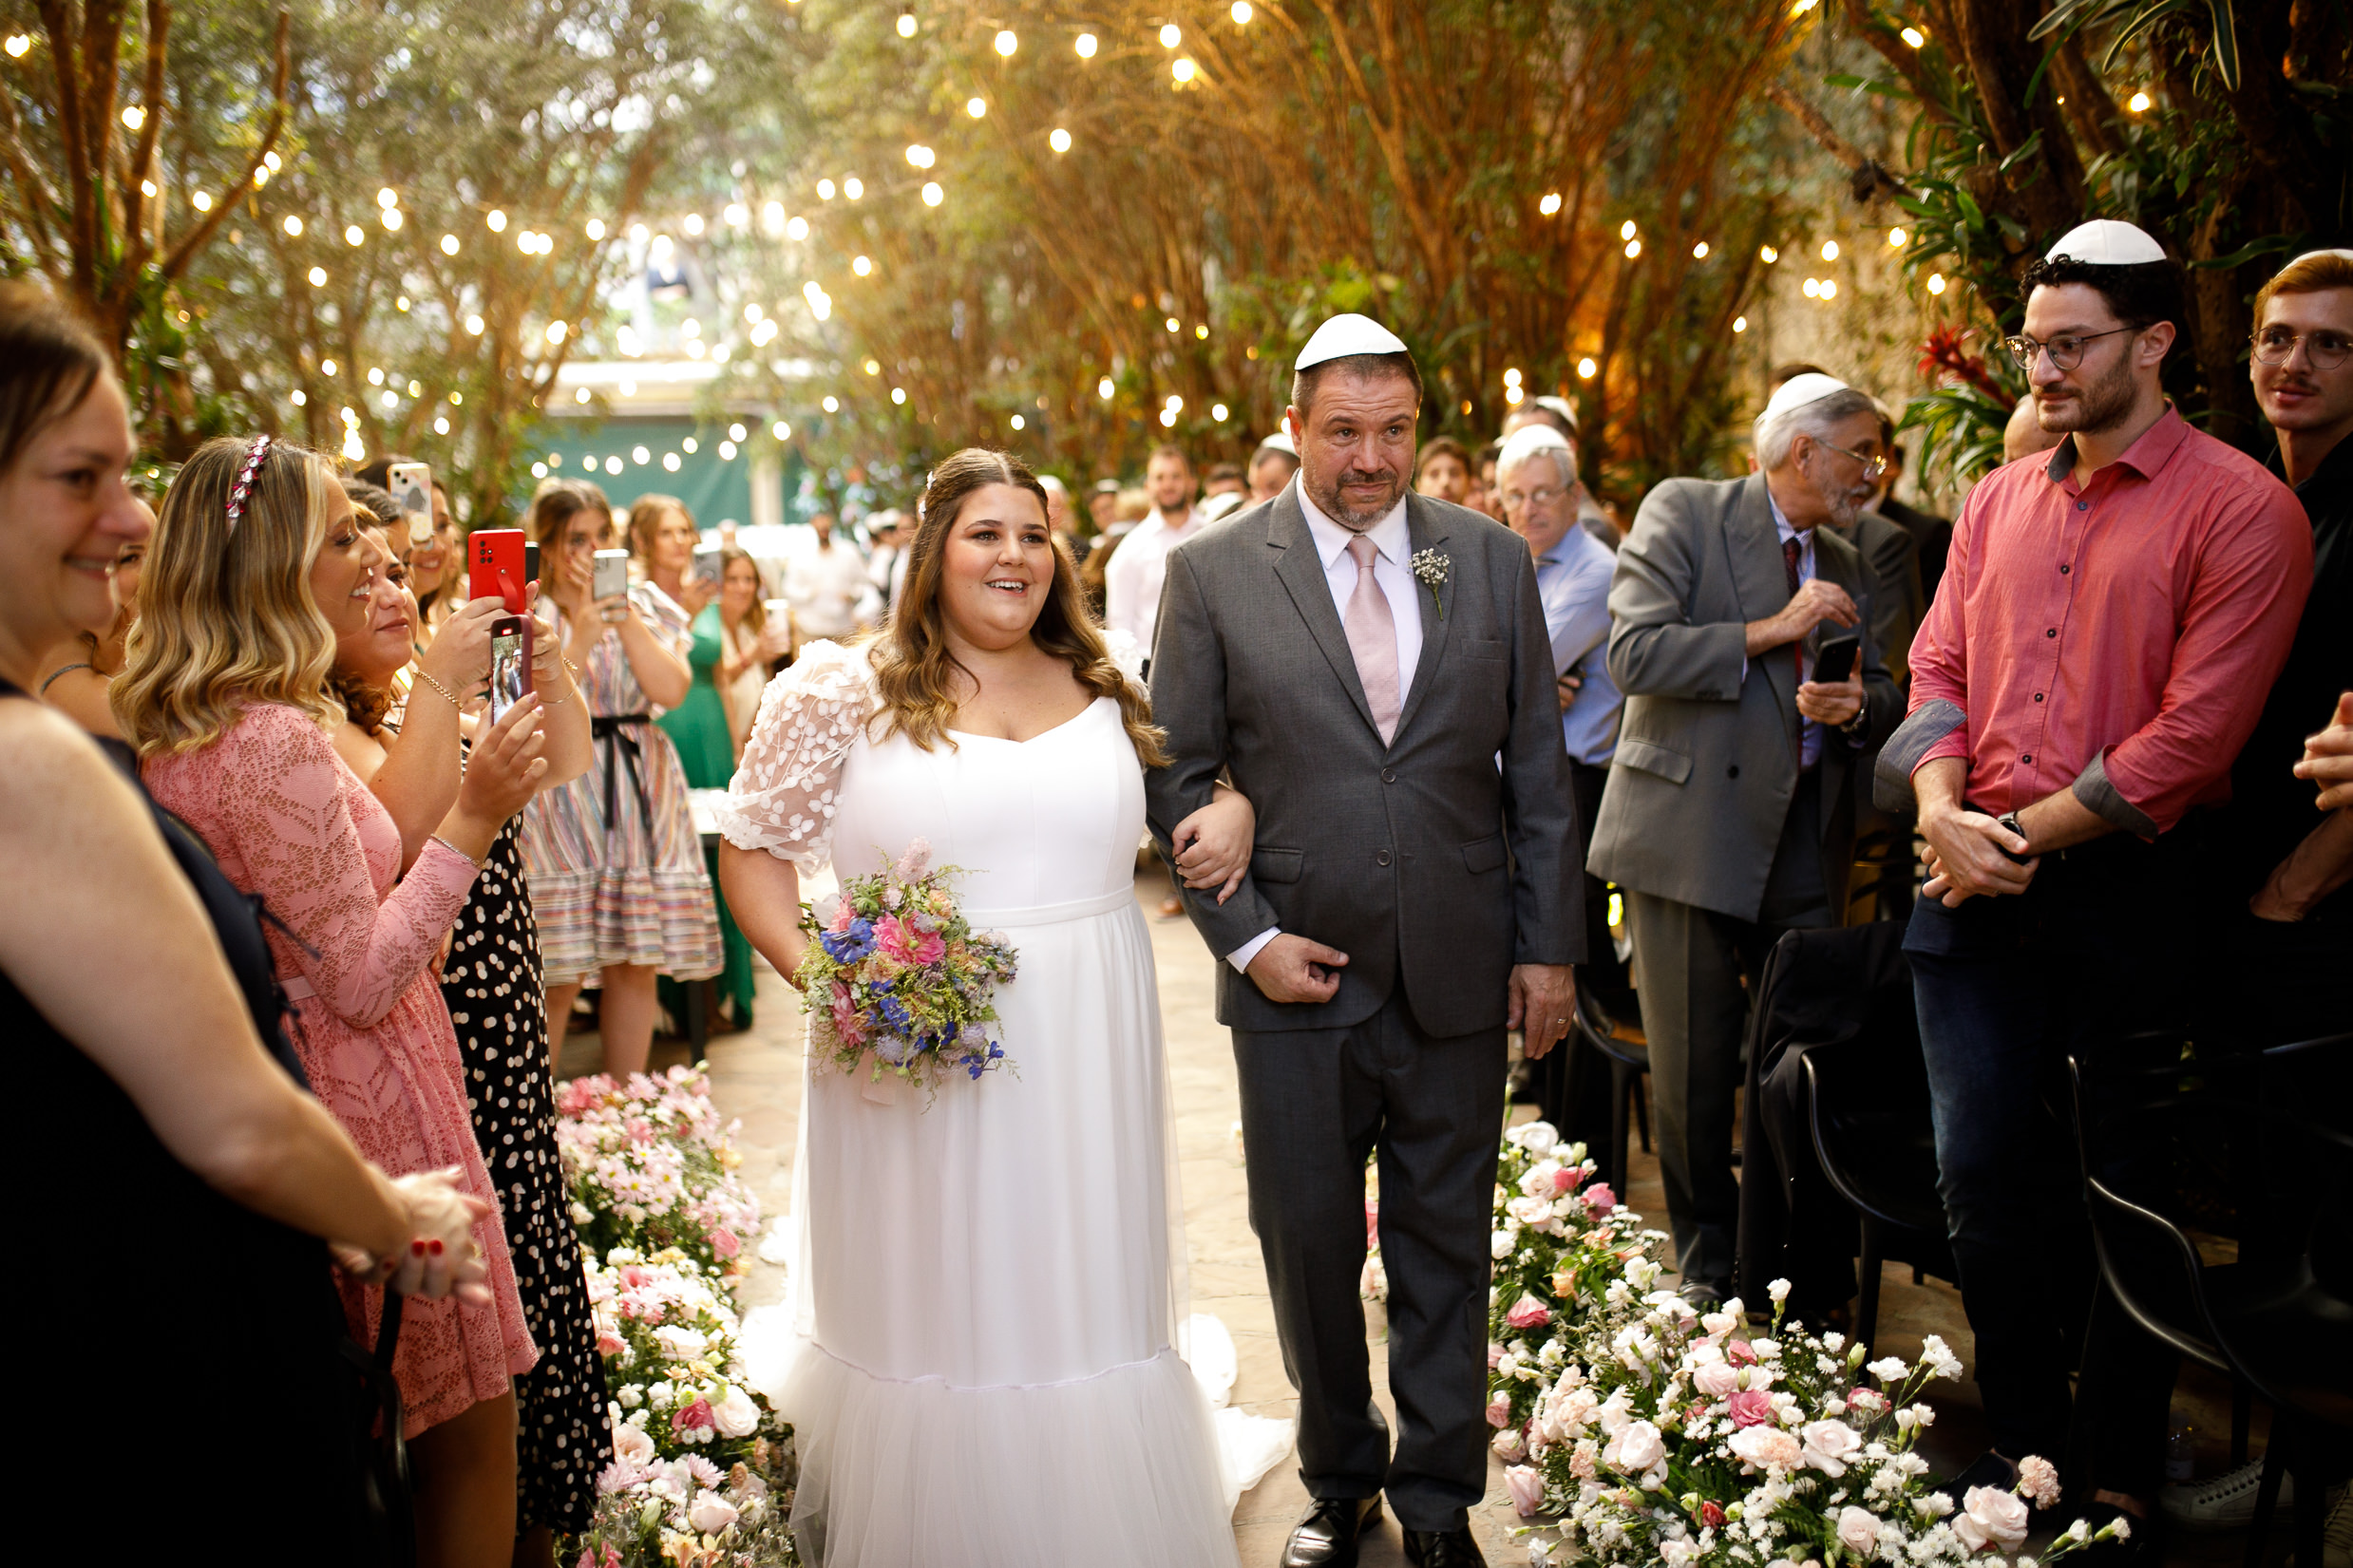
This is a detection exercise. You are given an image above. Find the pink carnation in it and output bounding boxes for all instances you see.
[1505,1294,1552,1331]
[1554,1165,1586,1195]
[1584,1182,1616,1211]
[709,1226,740,1258]
[1487,1394,1513,1429]
[1726,1389,1775,1427]
[672,1398,716,1439]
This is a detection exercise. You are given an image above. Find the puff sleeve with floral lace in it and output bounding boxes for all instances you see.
[709,638,874,869]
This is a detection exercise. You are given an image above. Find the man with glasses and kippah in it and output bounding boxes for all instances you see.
[1878,219,2313,1550]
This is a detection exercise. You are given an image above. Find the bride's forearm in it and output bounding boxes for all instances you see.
[719,842,810,985]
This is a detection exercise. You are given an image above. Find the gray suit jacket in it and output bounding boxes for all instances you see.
[1143,485,1584,1036]
[1586,473,1901,922]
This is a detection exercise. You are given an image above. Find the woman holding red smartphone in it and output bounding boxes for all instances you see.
[521,479,721,1077]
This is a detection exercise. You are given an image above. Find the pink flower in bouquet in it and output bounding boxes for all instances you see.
[1728,1425,1802,1471]
[1365,1198,1379,1247]
[2017,1454,2061,1507]
[612,1424,656,1468]
[1583,1182,1616,1211]
[1505,1464,1547,1518]
[1726,1389,1775,1427]
[709,1226,740,1258]
[1693,1361,1741,1398]
[672,1399,716,1441]
[1554,1165,1586,1195]
[1602,1419,1664,1474]
[596,1327,625,1356]
[1569,1439,1599,1480]
[1954,1486,2030,1551]
[688,1490,740,1535]
[1799,1419,1863,1477]
[1505,1294,1552,1331]
[1699,1501,1727,1530]
[1489,1342,1508,1370]
[1726,1339,1758,1366]
[1487,1393,1513,1428]
[877,913,946,967]
[1492,1428,1527,1463]
[827,898,854,935]
[896,838,933,879]
[1837,1505,1881,1554]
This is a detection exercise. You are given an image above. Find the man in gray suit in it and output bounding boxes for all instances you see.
[1587,373,1901,1306]
[1147,313,1583,1568]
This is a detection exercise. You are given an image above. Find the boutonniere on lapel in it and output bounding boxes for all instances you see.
[1410,548,1452,619]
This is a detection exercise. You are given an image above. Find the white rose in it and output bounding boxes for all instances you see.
[712,1383,761,1439]
[612,1423,655,1468]
[1603,1418,1664,1474]
[1800,1419,1862,1477]
[1837,1505,1880,1555]
[1492,1230,1518,1260]
[687,1490,740,1535]
[1509,1121,1560,1155]
[1962,1485,2030,1549]
[1519,1161,1563,1199]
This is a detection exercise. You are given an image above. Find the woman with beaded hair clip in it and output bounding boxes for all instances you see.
[122,433,550,1568]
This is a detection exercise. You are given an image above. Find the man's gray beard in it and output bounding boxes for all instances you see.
[1307,471,1403,531]
[2040,350,2138,435]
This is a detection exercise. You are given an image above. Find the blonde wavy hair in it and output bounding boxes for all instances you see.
[869,447,1167,767]
[114,435,347,755]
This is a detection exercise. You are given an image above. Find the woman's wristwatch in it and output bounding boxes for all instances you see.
[1995,811,2032,862]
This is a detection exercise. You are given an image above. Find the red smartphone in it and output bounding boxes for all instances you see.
[468,527,528,614]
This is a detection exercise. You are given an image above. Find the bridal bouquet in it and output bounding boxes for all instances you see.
[1507,1283,2130,1568]
[797,838,1018,1092]
[1487,1121,1669,1447]
[557,1067,763,1280]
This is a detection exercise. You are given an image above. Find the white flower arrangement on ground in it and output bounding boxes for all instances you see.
[1486,1121,1671,1456]
[1503,1281,2130,1568]
[556,1066,763,1283]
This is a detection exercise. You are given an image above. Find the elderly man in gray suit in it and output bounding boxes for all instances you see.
[1587,372,1902,1308]
[1147,313,1584,1568]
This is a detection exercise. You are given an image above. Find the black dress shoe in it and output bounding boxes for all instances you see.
[1282,1496,1382,1568]
[1403,1525,1488,1566]
[1675,1279,1726,1312]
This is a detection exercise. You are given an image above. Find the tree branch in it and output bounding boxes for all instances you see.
[155,9,290,283]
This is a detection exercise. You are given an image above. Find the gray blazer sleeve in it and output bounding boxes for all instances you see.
[1607,484,1747,703]
[1140,548,1281,959]
[1498,545,1587,967]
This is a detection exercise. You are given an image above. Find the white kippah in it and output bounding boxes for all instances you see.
[1295,312,1410,371]
[1757,370,1851,424]
[1253,428,1297,456]
[1532,394,1581,432]
[2045,219,2166,266]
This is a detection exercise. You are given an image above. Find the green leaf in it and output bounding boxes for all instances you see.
[2028,0,2128,42]
[2206,0,2239,91]
[1954,187,1986,231]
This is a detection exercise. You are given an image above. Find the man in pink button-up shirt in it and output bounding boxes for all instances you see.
[1879,222,2311,1532]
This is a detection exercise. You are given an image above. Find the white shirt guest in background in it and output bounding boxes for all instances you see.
[785,511,881,642]
[1103,443,1202,653]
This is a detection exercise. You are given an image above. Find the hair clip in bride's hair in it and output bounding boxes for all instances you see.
[224,434,274,533]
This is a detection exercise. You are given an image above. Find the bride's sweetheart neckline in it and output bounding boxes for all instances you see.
[943,694,1112,747]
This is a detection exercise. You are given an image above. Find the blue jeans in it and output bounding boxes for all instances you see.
[1905,835,2195,1471]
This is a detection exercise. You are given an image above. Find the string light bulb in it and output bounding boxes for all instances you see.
[966,97,986,118]
[1232,1,1253,19]
[787,216,810,239]
[1577,357,1599,379]
[1173,57,1196,82]
[852,255,873,276]
[587,217,606,239]
[1693,240,1709,258]
[995,29,1016,55]
[344,224,365,246]
[1760,244,1778,263]
[1623,238,1641,258]
[1888,226,1907,247]
[192,192,214,212]
[921,181,943,207]
[4,34,31,58]
[486,209,507,232]
[1098,377,1115,400]
[1050,127,1072,154]
[685,212,707,233]
[1540,192,1563,217]
[1734,315,1749,332]
[123,104,145,130]
[906,144,935,168]
[1160,23,1182,47]
[897,13,916,37]
[1926,273,1947,294]
[2128,90,2151,112]
[308,266,328,287]
[1901,25,1926,47]
[817,179,836,200]
[380,207,401,230]
[891,387,907,405]
[1212,402,1230,420]
[1075,32,1097,57]
[1011,414,1026,430]
[1821,238,1840,261]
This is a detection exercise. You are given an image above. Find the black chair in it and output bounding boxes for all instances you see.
[1800,1034,1957,1357]
[2069,1035,2353,1568]
[1570,985,1649,1202]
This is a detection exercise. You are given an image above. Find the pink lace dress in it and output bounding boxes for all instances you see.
[144,702,538,1435]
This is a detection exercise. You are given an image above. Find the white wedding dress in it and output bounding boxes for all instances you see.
[712,638,1243,1568]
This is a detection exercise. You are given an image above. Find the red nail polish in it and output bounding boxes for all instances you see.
[411,1239,427,1256]
[427,1238,445,1256]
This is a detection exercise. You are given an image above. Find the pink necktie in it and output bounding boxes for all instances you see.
[1344,534,1401,744]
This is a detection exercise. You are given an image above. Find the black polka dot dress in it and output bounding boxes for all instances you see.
[442,816,612,1534]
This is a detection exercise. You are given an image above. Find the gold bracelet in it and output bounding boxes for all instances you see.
[539,658,582,708]
[413,669,463,709]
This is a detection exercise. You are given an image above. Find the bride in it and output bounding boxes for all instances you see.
[716,448,1253,1566]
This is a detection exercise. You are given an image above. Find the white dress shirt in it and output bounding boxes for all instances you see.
[1227,481,1420,973]
[1102,507,1201,654]
[785,539,881,638]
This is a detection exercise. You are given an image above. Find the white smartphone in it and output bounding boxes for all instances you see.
[592,548,632,603]
[386,462,432,546]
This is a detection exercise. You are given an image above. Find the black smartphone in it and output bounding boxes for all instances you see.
[1813,633,1860,686]
[524,539,541,594]
[486,614,533,724]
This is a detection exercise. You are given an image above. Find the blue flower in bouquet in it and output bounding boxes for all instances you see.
[874,992,913,1032]
[821,916,877,964]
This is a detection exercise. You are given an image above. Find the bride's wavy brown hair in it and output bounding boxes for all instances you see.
[868,447,1167,766]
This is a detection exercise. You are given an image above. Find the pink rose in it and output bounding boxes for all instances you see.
[1492,1428,1527,1463]
[1700,1501,1727,1530]
[687,1490,740,1534]
[1837,1505,1881,1554]
[1488,1342,1508,1370]
[672,1398,716,1439]
[1505,1294,1552,1331]
[1554,1165,1586,1195]
[1486,1394,1513,1429]
[1726,1389,1775,1427]
[1584,1182,1616,1211]
[1602,1418,1664,1474]
[1955,1485,2029,1551]
[612,1423,655,1468]
[1726,1339,1757,1366]
[1727,1425,1802,1471]
[1505,1464,1547,1518]
[595,1328,624,1356]
[1693,1361,1741,1398]
[709,1226,741,1258]
[1799,1419,1862,1477]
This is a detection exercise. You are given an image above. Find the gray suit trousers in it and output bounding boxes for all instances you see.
[1232,987,1505,1533]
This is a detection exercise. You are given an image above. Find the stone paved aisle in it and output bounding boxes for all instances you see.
[561,872,2261,1567]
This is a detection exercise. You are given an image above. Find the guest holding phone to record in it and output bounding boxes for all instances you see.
[1586,371,1899,1313]
[521,479,720,1078]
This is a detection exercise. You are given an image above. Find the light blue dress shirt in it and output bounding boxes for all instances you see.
[1533,525,1622,766]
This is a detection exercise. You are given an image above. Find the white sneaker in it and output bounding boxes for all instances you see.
[2160,1459,2292,1534]
[2287,1482,2352,1568]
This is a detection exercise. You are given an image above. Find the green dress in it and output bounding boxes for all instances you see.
[657,602,757,1028]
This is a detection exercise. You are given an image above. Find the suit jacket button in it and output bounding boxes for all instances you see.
[1381,768,1396,784]
[1376,850,1393,867]
[1727,765,1740,779]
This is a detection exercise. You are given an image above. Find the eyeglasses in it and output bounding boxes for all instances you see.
[1812,439,1889,482]
[1500,484,1569,511]
[2251,325,2352,371]
[2005,326,2136,372]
